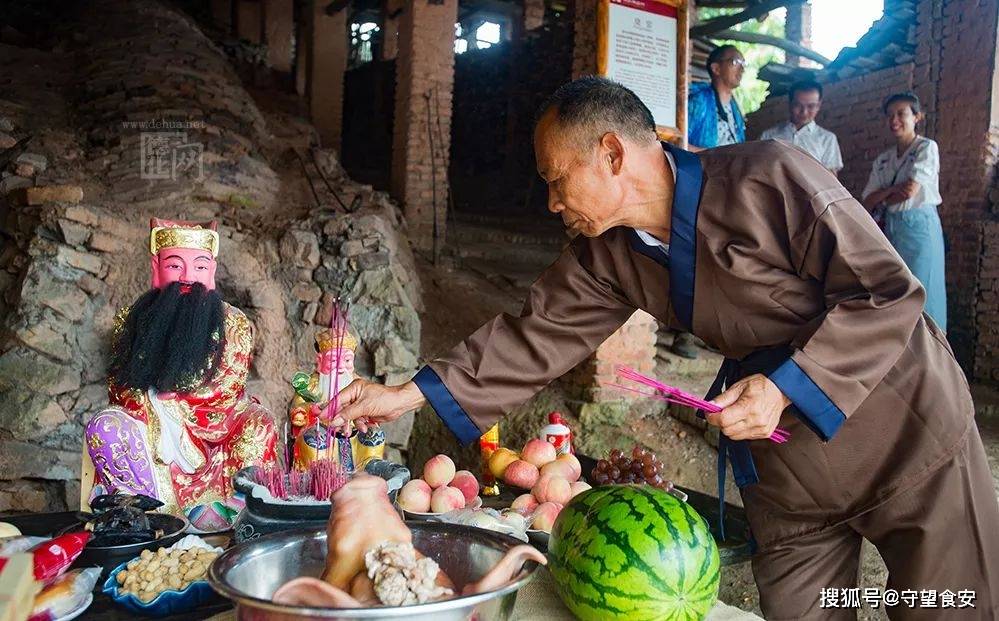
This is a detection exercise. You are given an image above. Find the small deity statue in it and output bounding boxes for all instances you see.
[82,218,279,531]
[289,323,385,471]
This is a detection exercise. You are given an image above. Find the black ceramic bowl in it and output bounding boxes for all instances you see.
[58,512,189,578]
[230,459,410,543]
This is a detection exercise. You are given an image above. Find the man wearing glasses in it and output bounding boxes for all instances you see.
[687,44,746,151]
[760,80,843,176]
[674,45,747,358]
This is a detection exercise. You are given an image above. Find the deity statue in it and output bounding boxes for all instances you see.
[289,323,385,472]
[81,218,279,531]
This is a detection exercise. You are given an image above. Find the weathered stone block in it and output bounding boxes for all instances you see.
[357,250,390,270]
[16,152,50,174]
[341,240,366,257]
[0,389,68,441]
[384,410,415,448]
[374,337,419,376]
[291,282,322,302]
[58,219,92,246]
[0,175,32,195]
[0,479,51,513]
[63,205,101,227]
[578,400,629,428]
[0,348,80,396]
[16,322,71,361]
[0,132,15,149]
[280,229,321,269]
[88,232,126,254]
[14,163,36,177]
[56,246,103,276]
[0,439,79,481]
[17,185,84,205]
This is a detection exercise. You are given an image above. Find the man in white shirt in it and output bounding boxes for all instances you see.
[760,80,843,175]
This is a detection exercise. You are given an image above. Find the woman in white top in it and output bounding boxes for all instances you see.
[862,92,946,330]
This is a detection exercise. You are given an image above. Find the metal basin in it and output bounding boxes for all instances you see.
[209,521,541,620]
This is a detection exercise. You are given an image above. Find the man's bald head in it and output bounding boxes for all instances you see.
[535,76,658,150]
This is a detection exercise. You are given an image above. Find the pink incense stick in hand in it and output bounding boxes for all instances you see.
[611,366,791,444]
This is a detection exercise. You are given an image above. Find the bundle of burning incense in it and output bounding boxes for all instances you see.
[289,468,309,497]
[610,366,791,444]
[309,459,348,501]
[256,465,288,499]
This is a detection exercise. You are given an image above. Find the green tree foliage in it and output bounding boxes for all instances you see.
[699,7,786,114]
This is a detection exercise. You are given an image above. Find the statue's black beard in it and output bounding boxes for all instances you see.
[109,282,226,393]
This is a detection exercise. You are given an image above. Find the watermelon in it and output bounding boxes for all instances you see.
[547,484,720,621]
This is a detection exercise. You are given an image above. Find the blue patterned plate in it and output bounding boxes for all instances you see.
[101,538,222,616]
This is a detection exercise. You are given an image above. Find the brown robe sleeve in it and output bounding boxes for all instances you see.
[413,237,637,444]
[768,196,926,441]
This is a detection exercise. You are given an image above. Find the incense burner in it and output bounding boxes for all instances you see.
[231,459,410,543]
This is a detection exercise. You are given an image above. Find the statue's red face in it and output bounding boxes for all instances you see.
[151,247,217,291]
[317,349,355,376]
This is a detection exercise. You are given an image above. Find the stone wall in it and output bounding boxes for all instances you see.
[746,0,999,381]
[0,0,422,513]
[76,0,278,213]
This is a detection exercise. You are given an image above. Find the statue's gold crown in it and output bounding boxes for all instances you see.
[149,219,220,257]
[316,328,357,353]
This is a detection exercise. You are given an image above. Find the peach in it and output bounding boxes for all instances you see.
[487,448,520,480]
[502,460,540,490]
[510,493,539,513]
[430,485,466,513]
[532,474,572,505]
[450,470,480,504]
[556,454,582,482]
[531,501,563,533]
[422,454,456,488]
[570,481,591,497]
[540,458,578,482]
[397,479,432,513]
[521,439,557,468]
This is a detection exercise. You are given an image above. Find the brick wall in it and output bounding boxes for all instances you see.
[748,64,915,199]
[561,311,659,402]
[747,0,999,381]
[390,0,458,250]
[572,0,598,78]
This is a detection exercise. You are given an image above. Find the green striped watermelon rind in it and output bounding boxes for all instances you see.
[547,484,721,621]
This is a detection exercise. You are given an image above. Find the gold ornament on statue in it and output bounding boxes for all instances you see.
[316,327,357,353]
[149,226,220,257]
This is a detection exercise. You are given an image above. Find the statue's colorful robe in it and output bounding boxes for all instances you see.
[84,303,277,525]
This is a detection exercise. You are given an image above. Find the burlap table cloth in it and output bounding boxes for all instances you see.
[205,567,763,620]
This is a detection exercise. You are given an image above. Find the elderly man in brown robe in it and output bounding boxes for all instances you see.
[335,77,999,619]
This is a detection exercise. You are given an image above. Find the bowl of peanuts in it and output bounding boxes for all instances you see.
[101,534,223,615]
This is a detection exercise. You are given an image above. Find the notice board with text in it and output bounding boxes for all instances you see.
[597,0,689,144]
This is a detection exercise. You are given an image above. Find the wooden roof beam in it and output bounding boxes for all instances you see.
[691,0,805,37]
[703,29,831,66]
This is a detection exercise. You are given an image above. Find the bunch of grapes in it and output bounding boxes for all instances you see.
[591,445,673,491]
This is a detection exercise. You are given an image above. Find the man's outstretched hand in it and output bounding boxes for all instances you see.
[705,374,790,441]
[329,379,427,436]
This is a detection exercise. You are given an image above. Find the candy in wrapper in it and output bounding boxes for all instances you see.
[0,553,38,621]
[479,424,500,496]
[0,532,90,584]
[29,568,101,620]
[0,538,47,558]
